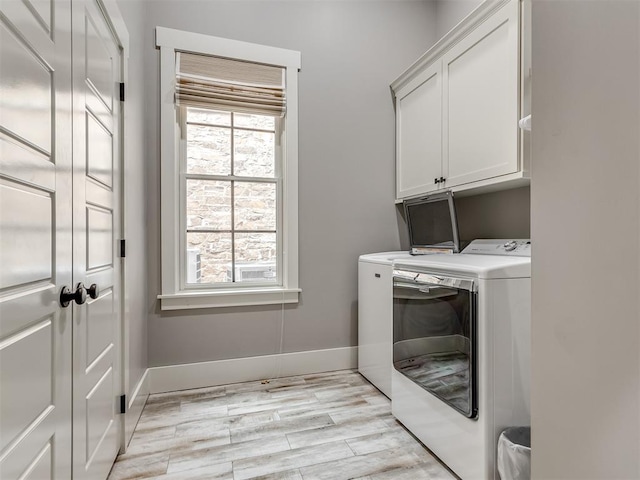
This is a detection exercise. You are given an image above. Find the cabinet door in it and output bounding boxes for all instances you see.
[442,0,519,188]
[358,261,393,398]
[396,62,442,199]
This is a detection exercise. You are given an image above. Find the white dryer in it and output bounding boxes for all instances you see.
[391,239,531,480]
[358,251,413,398]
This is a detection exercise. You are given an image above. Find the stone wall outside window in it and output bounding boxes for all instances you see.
[185,110,278,283]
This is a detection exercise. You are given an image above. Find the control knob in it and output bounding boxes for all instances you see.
[503,240,518,252]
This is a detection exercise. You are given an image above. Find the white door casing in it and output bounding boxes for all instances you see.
[71,0,123,478]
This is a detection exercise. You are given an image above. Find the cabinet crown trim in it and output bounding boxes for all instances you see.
[391,0,515,93]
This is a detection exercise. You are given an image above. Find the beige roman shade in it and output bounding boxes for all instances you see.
[176,52,286,117]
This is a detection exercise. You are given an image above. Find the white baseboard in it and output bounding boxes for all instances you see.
[148,346,358,394]
[124,368,150,448]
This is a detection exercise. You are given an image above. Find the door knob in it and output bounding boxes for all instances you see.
[60,283,87,307]
[87,283,99,299]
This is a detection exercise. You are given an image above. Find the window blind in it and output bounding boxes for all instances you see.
[176,52,286,117]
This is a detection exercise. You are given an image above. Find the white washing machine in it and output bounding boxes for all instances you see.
[391,239,531,480]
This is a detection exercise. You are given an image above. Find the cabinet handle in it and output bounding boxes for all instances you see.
[374,273,381,278]
[439,176,446,183]
[434,178,440,184]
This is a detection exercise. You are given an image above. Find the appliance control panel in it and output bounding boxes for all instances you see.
[461,239,531,257]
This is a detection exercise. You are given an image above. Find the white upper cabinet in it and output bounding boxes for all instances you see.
[392,0,528,201]
[396,62,442,199]
[443,0,519,187]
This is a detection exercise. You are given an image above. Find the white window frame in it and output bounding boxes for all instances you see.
[178,109,283,290]
[156,26,301,310]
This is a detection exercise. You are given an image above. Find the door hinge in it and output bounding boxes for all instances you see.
[119,239,126,258]
[119,394,127,414]
[119,82,125,102]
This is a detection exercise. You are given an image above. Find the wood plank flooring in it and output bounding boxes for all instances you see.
[107,370,457,480]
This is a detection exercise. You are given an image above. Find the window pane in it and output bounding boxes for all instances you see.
[234,232,277,283]
[234,182,276,230]
[187,125,231,175]
[187,108,231,126]
[187,180,231,230]
[186,232,232,284]
[234,129,275,178]
[234,113,275,130]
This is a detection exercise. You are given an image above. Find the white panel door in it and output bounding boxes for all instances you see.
[0,0,73,478]
[72,0,122,478]
[396,61,442,199]
[442,0,519,189]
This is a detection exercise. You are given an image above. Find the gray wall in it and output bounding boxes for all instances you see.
[456,187,530,241]
[117,0,148,388]
[435,0,482,39]
[531,1,640,477]
[143,1,439,367]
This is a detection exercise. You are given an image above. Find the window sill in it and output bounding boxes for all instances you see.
[157,287,301,311]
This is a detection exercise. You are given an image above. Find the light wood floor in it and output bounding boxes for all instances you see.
[107,369,457,480]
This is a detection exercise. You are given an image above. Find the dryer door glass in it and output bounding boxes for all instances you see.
[393,272,477,418]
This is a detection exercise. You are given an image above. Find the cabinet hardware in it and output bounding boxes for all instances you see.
[375,273,381,278]
[434,178,440,184]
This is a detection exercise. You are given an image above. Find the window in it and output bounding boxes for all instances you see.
[182,108,279,286]
[156,27,301,310]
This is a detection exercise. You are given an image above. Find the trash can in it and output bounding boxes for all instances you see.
[497,426,531,480]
